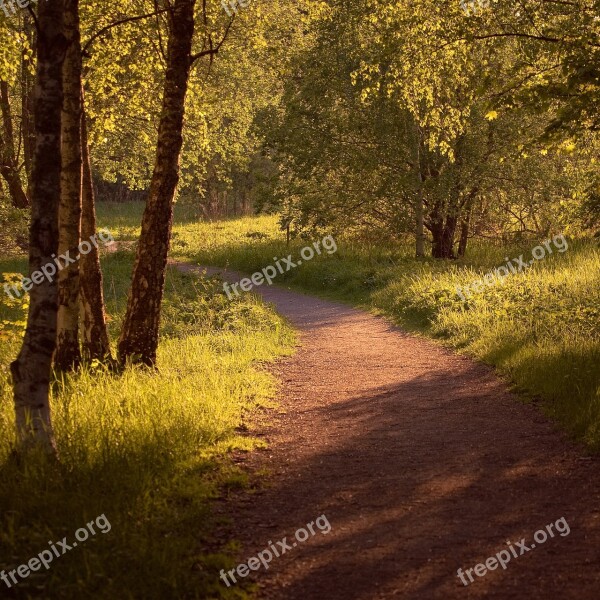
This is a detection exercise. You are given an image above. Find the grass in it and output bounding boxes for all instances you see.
[0,245,295,599]
[2,200,597,597]
[166,210,600,452]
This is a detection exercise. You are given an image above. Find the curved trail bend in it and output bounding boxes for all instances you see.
[174,262,600,600]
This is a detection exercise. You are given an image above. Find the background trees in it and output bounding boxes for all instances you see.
[0,0,597,445]
[264,0,599,255]
[2,0,317,441]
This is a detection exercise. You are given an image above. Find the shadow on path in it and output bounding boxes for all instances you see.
[175,263,600,600]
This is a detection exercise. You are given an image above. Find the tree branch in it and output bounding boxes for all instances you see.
[190,13,236,64]
[81,9,170,56]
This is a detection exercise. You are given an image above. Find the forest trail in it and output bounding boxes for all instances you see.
[174,262,600,600]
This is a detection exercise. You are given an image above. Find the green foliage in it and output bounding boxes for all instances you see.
[262,0,599,250]
[0,18,26,82]
[356,0,479,156]
[81,0,317,208]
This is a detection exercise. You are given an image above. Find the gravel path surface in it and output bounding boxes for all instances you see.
[175,262,600,600]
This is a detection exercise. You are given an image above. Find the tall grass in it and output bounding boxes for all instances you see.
[0,250,294,599]
[171,215,600,451]
[2,203,595,598]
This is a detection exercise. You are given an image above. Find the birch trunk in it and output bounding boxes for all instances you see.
[55,0,82,371]
[118,0,196,367]
[11,1,67,453]
[79,98,112,362]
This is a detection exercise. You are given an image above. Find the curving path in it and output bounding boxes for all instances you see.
[175,262,600,600]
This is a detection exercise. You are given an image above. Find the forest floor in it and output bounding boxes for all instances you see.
[175,262,600,600]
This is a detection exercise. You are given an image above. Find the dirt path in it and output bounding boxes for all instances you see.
[176,263,600,600]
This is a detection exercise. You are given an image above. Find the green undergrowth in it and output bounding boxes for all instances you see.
[0,248,294,599]
[171,213,600,452]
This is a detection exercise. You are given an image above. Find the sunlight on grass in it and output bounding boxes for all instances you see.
[1,208,597,598]
[171,215,600,451]
[0,249,294,599]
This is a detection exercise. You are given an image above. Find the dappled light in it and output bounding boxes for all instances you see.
[0,0,598,598]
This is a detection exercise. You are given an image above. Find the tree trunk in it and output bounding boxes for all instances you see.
[431,226,445,258]
[413,124,426,258]
[431,172,462,259]
[118,0,196,367]
[429,195,448,258]
[21,14,36,194]
[458,189,477,258]
[415,194,425,258]
[431,195,460,259]
[11,1,67,453]
[0,81,29,209]
[431,215,458,259]
[79,96,112,362]
[457,212,470,258]
[55,0,82,372]
[440,213,458,258]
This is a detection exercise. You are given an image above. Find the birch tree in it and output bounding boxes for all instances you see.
[117,0,237,366]
[11,0,66,452]
[55,0,83,371]
[79,96,111,362]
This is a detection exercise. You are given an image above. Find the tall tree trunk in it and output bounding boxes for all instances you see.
[430,226,444,258]
[429,195,447,258]
[22,14,36,194]
[413,123,426,258]
[79,96,112,362]
[0,81,29,209]
[415,194,425,258]
[440,213,458,258]
[431,135,467,259]
[431,214,458,259]
[458,189,477,258]
[118,0,196,367]
[431,194,460,259]
[11,1,67,453]
[55,0,82,371]
[457,212,470,258]
[431,157,464,259]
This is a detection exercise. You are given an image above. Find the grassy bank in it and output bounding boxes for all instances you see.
[167,211,600,452]
[0,247,294,599]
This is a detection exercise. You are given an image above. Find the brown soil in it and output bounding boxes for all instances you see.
[176,263,600,600]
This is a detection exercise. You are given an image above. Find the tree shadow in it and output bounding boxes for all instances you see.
[221,366,600,600]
